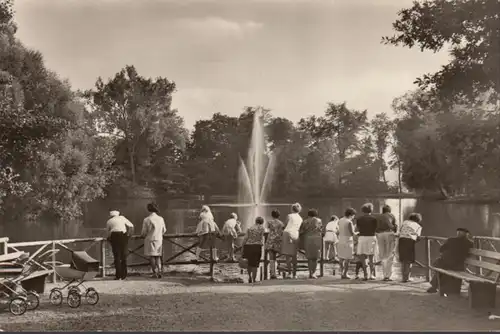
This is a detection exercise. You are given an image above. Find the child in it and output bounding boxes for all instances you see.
[353,234,364,279]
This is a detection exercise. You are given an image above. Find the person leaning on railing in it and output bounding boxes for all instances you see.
[141,203,167,279]
[396,213,423,283]
[193,205,220,263]
[106,210,134,280]
[426,227,473,294]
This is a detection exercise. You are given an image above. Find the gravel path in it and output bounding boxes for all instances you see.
[0,274,498,331]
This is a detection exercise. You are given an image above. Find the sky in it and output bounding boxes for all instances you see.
[12,0,451,130]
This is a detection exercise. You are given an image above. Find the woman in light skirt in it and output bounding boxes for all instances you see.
[337,208,357,279]
[281,203,303,279]
[194,205,220,263]
[141,203,167,278]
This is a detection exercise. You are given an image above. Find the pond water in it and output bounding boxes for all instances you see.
[6,196,500,268]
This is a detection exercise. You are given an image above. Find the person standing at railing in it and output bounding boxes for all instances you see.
[397,213,423,283]
[222,213,242,262]
[323,215,339,262]
[356,203,379,281]
[300,209,323,279]
[194,205,220,263]
[426,227,473,294]
[106,210,134,280]
[375,205,398,281]
[281,203,303,279]
[265,209,284,280]
[242,216,266,283]
[337,208,357,279]
[141,203,167,279]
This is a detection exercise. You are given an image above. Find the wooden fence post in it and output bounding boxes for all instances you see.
[425,237,431,282]
[100,239,106,278]
[209,235,214,281]
[52,241,57,283]
[2,238,8,255]
[263,249,269,281]
[320,235,324,277]
[475,238,482,276]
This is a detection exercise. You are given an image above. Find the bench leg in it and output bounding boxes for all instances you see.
[468,282,496,309]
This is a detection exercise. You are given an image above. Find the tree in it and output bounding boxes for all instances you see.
[383,0,500,104]
[299,102,368,186]
[184,113,240,196]
[84,65,186,185]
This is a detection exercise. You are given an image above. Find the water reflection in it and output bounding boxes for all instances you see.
[6,197,500,243]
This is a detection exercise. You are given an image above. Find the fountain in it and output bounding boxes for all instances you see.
[211,109,289,231]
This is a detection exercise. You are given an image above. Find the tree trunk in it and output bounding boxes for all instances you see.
[127,142,136,184]
[397,159,402,194]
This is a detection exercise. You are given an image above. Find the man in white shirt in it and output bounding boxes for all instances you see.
[107,210,134,280]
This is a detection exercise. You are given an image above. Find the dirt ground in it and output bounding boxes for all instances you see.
[0,274,498,331]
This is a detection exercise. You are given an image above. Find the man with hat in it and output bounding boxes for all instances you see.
[107,210,134,280]
[427,227,473,293]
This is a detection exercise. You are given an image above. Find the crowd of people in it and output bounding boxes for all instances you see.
[190,202,426,284]
[104,201,443,286]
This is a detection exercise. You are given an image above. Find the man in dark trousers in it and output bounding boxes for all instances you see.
[106,210,134,280]
[427,227,473,293]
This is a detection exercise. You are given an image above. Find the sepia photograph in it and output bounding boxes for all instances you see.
[0,0,500,331]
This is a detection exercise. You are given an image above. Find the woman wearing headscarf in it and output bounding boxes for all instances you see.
[141,203,167,278]
[194,205,220,263]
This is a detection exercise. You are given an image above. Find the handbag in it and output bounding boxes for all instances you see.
[238,257,248,269]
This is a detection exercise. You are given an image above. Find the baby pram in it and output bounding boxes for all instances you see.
[49,250,100,308]
[0,249,57,315]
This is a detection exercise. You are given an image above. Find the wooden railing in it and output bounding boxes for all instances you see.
[422,236,500,282]
[0,237,8,255]
[3,234,500,282]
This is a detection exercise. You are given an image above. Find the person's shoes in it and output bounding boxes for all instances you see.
[114,277,120,280]
[354,276,359,280]
[427,287,438,293]
[383,278,393,282]
[157,273,162,279]
[309,274,317,279]
[362,277,368,281]
[248,277,253,283]
[369,276,376,280]
[341,275,351,280]
[270,275,278,280]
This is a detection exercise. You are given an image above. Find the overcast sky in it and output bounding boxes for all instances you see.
[13,0,450,129]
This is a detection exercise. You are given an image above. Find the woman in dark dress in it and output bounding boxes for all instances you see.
[242,216,266,283]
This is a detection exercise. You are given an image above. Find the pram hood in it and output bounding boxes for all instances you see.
[71,251,99,272]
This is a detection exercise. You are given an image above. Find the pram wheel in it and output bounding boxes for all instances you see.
[26,291,39,310]
[49,288,63,306]
[67,291,81,308]
[9,297,27,316]
[85,288,99,305]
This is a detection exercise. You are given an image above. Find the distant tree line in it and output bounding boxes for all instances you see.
[1,0,499,232]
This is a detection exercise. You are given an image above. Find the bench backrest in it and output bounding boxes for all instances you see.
[466,248,500,283]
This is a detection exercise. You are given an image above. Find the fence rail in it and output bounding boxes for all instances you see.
[3,234,500,282]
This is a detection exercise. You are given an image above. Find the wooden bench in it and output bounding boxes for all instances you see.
[430,248,500,309]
